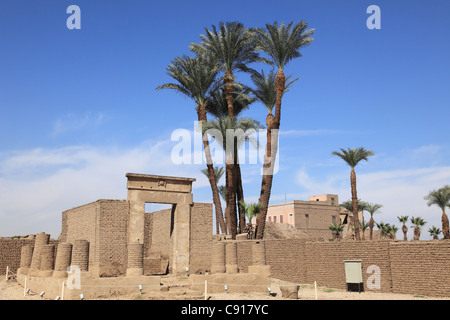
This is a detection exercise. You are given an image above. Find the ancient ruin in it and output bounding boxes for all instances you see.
[0,173,448,299]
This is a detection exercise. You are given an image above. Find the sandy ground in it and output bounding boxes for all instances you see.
[1,277,448,300]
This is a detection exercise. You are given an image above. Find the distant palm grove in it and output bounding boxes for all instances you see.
[156,21,450,242]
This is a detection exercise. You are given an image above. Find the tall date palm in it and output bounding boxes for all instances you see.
[253,21,315,239]
[202,116,263,239]
[206,87,256,233]
[424,185,450,239]
[332,147,375,241]
[191,22,266,236]
[365,203,383,240]
[156,55,227,234]
[250,69,296,237]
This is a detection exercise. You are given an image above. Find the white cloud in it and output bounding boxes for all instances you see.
[0,139,211,238]
[292,164,450,240]
[357,166,450,240]
[51,112,104,136]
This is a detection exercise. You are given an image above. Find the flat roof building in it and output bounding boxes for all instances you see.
[264,194,340,240]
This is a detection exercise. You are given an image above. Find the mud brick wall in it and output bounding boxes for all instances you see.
[260,239,450,297]
[60,200,99,267]
[265,239,308,284]
[96,200,129,276]
[0,239,35,274]
[389,241,450,297]
[145,208,173,260]
[60,199,129,277]
[303,241,392,292]
[189,203,213,274]
[236,241,253,273]
[144,208,173,274]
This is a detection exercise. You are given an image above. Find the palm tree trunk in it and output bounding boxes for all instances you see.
[414,227,420,240]
[351,168,361,241]
[274,69,286,127]
[402,224,408,241]
[441,210,450,239]
[235,162,245,234]
[226,159,237,239]
[258,113,275,203]
[255,113,277,239]
[369,216,374,240]
[256,70,284,239]
[225,71,235,119]
[198,106,226,234]
[224,70,238,238]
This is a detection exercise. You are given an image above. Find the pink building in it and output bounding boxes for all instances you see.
[262,194,341,239]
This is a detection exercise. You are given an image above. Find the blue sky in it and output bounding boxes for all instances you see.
[0,0,449,239]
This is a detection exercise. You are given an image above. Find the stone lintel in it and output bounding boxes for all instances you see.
[126,173,196,194]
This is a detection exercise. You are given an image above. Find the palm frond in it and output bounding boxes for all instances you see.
[201,166,225,183]
[424,185,450,210]
[156,54,220,108]
[332,147,375,168]
[202,116,264,156]
[206,86,256,119]
[190,21,269,75]
[365,203,383,216]
[255,21,315,69]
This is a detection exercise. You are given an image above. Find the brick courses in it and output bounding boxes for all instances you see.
[2,195,448,298]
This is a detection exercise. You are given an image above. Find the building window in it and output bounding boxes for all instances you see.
[280,215,284,224]
[268,216,272,222]
[273,216,277,223]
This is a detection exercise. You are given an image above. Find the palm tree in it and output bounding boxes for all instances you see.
[410,217,427,240]
[329,222,345,241]
[339,199,366,238]
[191,22,267,237]
[240,201,262,239]
[332,147,375,240]
[428,226,442,240]
[397,216,409,241]
[366,203,383,240]
[218,185,227,202]
[390,225,398,240]
[156,54,227,235]
[201,166,225,234]
[202,116,263,239]
[424,185,450,239]
[190,21,266,119]
[359,220,370,240]
[250,69,297,238]
[206,87,256,233]
[253,21,315,240]
[376,221,395,239]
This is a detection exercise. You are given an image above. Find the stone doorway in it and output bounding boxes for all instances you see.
[125,173,196,276]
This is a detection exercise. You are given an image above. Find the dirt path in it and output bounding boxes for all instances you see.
[1,277,447,300]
